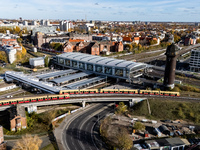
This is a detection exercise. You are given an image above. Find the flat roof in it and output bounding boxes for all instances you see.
[50,72,93,84]
[57,52,146,70]
[36,69,78,80]
[66,76,106,89]
[5,71,61,93]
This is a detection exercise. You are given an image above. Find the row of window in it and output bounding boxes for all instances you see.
[58,58,129,77]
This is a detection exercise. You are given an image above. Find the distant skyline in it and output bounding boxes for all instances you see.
[0,0,200,22]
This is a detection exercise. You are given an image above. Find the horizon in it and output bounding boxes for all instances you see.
[0,0,199,22]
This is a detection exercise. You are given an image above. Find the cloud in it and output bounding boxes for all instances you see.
[0,0,199,21]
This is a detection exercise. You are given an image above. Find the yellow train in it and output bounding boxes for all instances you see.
[0,94,70,106]
[59,89,180,96]
[0,89,180,107]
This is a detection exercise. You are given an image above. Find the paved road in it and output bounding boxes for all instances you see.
[0,89,25,99]
[63,103,113,150]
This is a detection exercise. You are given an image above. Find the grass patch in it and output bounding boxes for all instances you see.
[0,87,20,96]
[129,99,200,124]
[41,143,55,150]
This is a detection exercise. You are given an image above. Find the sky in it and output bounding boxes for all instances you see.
[0,0,200,22]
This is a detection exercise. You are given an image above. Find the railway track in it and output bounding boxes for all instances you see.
[68,93,200,102]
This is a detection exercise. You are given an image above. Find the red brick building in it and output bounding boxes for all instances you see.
[9,105,27,132]
[63,41,123,55]
[0,126,6,150]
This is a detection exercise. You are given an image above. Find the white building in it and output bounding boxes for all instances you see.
[29,57,45,67]
[60,21,73,31]
[190,48,200,72]
[23,21,28,26]
[32,20,37,26]
[0,83,17,92]
[5,46,17,64]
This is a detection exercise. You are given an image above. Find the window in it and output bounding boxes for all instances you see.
[115,68,123,77]
[95,65,102,73]
[87,64,93,71]
[65,59,70,66]
[72,61,77,68]
[59,58,64,64]
[79,62,85,69]
[105,67,112,75]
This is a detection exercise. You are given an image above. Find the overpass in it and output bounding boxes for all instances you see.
[0,95,147,112]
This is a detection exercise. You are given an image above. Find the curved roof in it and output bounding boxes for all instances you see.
[57,52,146,70]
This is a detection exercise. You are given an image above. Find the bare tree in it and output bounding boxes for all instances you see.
[12,134,42,150]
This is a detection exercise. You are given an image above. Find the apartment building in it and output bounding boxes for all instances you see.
[190,48,200,72]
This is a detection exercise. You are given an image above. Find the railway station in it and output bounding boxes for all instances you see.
[36,69,78,81]
[54,52,147,82]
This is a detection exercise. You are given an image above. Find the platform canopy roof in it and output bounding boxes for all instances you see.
[50,72,92,84]
[57,52,146,70]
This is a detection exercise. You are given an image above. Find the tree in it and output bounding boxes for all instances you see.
[12,134,42,150]
[44,56,49,67]
[174,34,181,43]
[133,122,145,132]
[116,128,133,150]
[115,102,127,114]
[150,39,157,45]
[196,39,200,44]
[124,44,132,52]
[0,51,8,63]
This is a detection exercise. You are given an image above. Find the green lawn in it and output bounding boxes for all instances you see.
[129,98,200,124]
[41,143,55,150]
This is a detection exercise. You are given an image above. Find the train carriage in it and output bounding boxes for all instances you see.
[119,89,138,94]
[139,90,160,95]
[79,89,98,94]
[160,91,180,96]
[100,89,119,94]
[60,89,79,94]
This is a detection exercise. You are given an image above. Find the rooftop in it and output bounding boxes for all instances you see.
[57,52,146,70]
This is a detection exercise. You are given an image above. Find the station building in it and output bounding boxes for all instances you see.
[54,52,147,82]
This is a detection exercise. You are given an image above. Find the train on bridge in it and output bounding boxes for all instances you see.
[59,89,180,96]
[0,89,179,107]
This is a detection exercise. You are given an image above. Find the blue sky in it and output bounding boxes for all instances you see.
[0,0,199,22]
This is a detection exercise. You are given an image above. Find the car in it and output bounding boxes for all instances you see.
[163,120,172,123]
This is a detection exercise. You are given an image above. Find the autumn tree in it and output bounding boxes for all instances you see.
[174,34,181,43]
[44,56,49,67]
[133,122,145,132]
[115,102,127,114]
[116,128,133,150]
[0,51,8,63]
[124,44,132,52]
[196,39,200,44]
[12,134,42,150]
[150,39,157,45]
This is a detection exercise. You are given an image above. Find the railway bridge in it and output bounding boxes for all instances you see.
[0,95,147,112]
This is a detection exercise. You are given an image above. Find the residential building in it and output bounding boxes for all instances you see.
[0,126,3,144]
[32,20,37,26]
[63,41,123,55]
[0,126,6,150]
[23,20,28,26]
[9,105,27,131]
[190,48,200,72]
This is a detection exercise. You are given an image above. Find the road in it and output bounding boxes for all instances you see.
[0,89,26,99]
[63,103,113,150]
